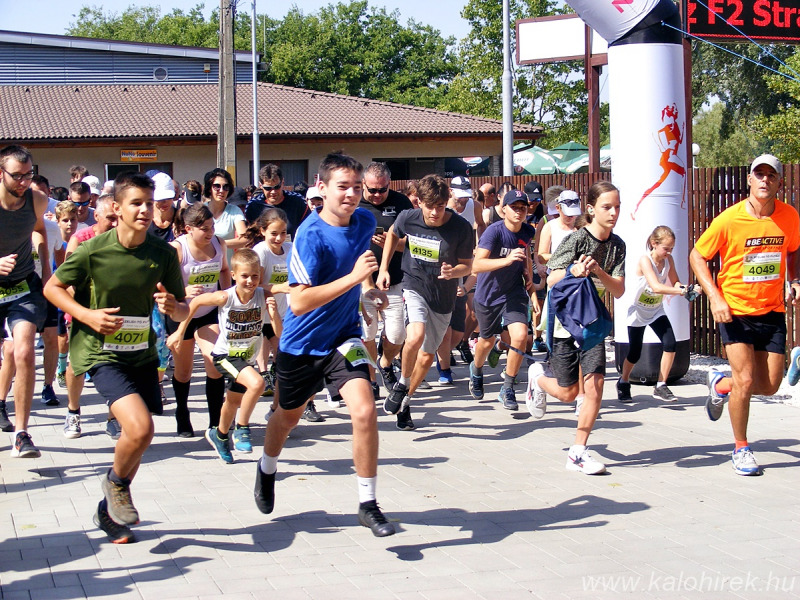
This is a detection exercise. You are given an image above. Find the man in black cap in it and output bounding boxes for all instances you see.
[524,180,545,226]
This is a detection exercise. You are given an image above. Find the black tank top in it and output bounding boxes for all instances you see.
[0,188,36,284]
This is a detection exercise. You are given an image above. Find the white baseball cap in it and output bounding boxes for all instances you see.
[152,172,175,201]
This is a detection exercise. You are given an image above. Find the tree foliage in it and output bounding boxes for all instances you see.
[440,0,597,147]
[758,52,800,162]
[692,103,768,167]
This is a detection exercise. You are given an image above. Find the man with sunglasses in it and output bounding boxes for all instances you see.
[358,162,413,395]
[0,145,51,458]
[244,164,306,239]
[69,181,95,231]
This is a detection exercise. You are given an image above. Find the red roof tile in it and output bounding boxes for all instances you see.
[0,83,542,142]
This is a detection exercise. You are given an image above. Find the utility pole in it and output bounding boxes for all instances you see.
[501,0,513,176]
[251,0,259,185]
[218,0,237,181]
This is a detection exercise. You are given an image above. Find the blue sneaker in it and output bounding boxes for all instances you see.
[498,386,518,411]
[40,384,59,406]
[706,370,727,422]
[438,368,454,385]
[205,427,233,464]
[468,362,484,399]
[233,426,252,453]
[731,446,761,476]
[788,347,800,386]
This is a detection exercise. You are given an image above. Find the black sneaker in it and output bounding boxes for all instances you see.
[383,382,408,415]
[379,364,397,393]
[616,380,632,403]
[93,499,135,544]
[101,475,139,525]
[357,500,396,537]
[302,400,325,422]
[254,462,276,514]
[396,405,415,431]
[372,382,381,400]
[11,431,41,458]
[40,384,59,406]
[456,341,474,365]
[0,401,12,432]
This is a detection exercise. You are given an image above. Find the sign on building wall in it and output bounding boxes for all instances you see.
[121,149,158,162]
[686,0,800,42]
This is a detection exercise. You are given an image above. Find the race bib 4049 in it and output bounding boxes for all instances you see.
[103,316,150,352]
[743,252,781,282]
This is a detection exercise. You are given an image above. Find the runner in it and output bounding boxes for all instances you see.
[690,154,800,476]
[378,174,474,430]
[45,171,189,543]
[254,152,395,537]
[0,145,50,458]
[469,189,539,410]
[526,181,626,475]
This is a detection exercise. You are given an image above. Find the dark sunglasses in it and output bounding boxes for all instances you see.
[559,198,580,207]
[212,183,232,192]
[73,200,91,207]
[366,186,389,194]
[261,183,282,191]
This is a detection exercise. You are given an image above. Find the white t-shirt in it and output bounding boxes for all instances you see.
[253,240,292,321]
[33,218,63,277]
[212,202,245,263]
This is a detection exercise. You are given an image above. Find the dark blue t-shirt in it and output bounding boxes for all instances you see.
[474,220,535,307]
[280,207,375,355]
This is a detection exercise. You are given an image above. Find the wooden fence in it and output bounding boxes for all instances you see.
[392,166,800,358]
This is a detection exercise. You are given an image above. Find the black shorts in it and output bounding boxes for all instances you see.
[0,272,46,334]
[165,308,218,340]
[56,309,67,335]
[449,295,467,332]
[475,297,528,339]
[39,300,58,332]
[549,337,606,387]
[262,323,277,340]
[276,348,370,410]
[89,360,162,415]
[719,312,786,354]
[211,354,253,394]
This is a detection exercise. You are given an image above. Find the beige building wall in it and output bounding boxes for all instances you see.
[28,138,503,189]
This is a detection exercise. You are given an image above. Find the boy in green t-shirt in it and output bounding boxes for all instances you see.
[45,172,188,544]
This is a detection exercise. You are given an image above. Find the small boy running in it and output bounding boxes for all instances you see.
[167,248,269,463]
[44,172,189,544]
[254,152,395,537]
[470,190,540,410]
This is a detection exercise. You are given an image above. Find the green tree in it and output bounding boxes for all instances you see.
[759,51,800,161]
[692,102,768,167]
[265,1,457,107]
[439,0,596,147]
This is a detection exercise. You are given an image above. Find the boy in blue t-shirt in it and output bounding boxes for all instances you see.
[254,152,395,537]
[470,190,539,410]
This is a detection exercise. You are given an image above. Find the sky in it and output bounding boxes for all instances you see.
[0,0,472,42]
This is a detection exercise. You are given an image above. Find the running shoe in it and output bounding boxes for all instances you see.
[706,370,728,421]
[56,371,66,389]
[325,388,343,408]
[731,446,762,476]
[260,370,274,397]
[358,500,396,537]
[653,384,677,402]
[101,475,139,525]
[264,406,275,422]
[438,368,454,385]
[533,337,548,353]
[159,383,169,405]
[254,462,276,514]
[105,418,122,440]
[525,362,547,419]
[417,380,432,390]
[93,499,135,544]
[233,426,253,453]
[616,380,632,403]
[566,446,607,475]
[384,382,408,415]
[396,405,415,431]
[0,401,12,432]
[380,364,397,393]
[40,384,59,406]
[205,427,234,464]
[11,431,41,458]
[574,394,584,417]
[498,386,518,411]
[302,401,325,423]
[456,340,474,365]
[788,347,800,386]
[63,413,82,439]
[468,362,484,399]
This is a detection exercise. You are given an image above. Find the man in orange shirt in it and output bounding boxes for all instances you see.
[690,154,800,476]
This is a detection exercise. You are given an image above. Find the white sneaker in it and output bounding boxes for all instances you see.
[566,446,606,475]
[525,362,547,419]
[264,406,274,422]
[731,446,761,476]
[325,388,343,408]
[574,394,585,416]
[63,413,81,439]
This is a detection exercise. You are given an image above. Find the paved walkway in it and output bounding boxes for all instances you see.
[2,352,800,599]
